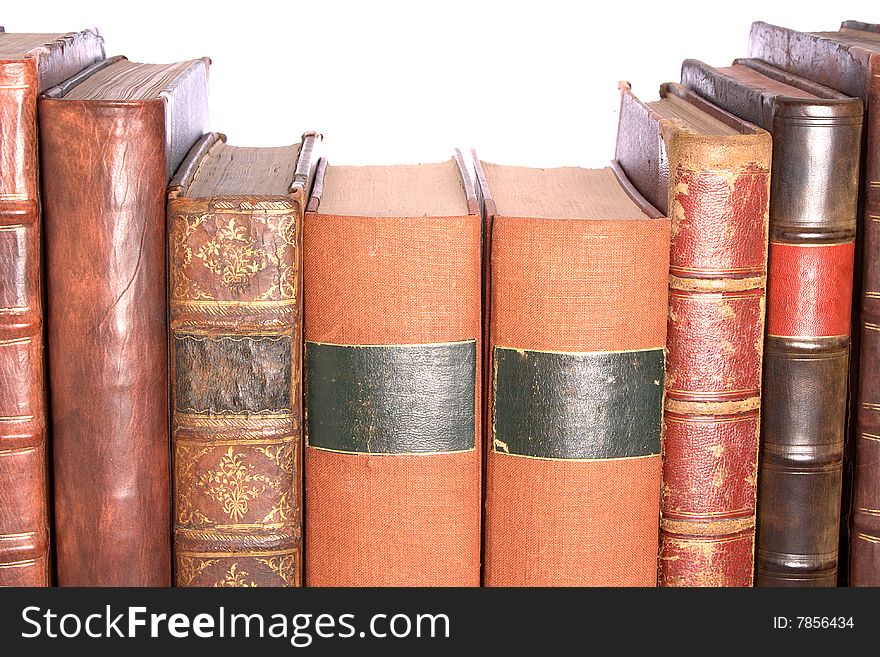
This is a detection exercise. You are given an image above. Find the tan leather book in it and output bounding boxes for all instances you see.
[168,132,320,587]
[40,55,209,586]
[303,152,482,586]
[0,27,104,587]
[475,153,670,586]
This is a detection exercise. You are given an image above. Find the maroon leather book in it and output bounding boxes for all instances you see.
[40,55,209,586]
[0,28,104,587]
[616,82,772,586]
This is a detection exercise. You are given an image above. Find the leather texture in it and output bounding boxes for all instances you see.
[303,155,482,587]
[0,29,104,587]
[492,346,664,459]
[306,340,476,454]
[748,20,880,586]
[477,156,670,586]
[40,57,209,586]
[169,132,320,588]
[616,83,772,586]
[682,58,862,586]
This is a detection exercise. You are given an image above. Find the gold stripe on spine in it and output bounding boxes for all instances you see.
[178,548,297,558]
[0,337,31,346]
[0,559,37,569]
[665,414,756,425]
[666,509,754,519]
[855,533,880,544]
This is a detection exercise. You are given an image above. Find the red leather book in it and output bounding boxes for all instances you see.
[749,19,880,586]
[0,28,104,587]
[616,82,772,586]
[303,153,482,586]
[475,155,669,586]
[40,55,209,586]
[680,59,862,586]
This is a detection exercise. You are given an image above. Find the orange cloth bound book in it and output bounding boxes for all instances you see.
[303,152,482,586]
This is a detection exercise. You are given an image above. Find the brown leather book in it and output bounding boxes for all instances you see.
[748,20,880,586]
[616,82,772,586]
[169,132,320,587]
[0,28,104,587]
[681,59,863,586]
[303,153,482,586]
[475,155,670,586]
[40,55,209,586]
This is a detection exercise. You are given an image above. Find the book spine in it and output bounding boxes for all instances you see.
[658,128,771,587]
[852,58,880,585]
[0,59,49,586]
[40,98,172,586]
[481,175,669,586]
[303,169,482,586]
[169,185,304,587]
[756,103,861,586]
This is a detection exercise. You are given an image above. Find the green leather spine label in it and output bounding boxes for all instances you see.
[492,346,664,460]
[305,340,476,454]
[174,333,292,415]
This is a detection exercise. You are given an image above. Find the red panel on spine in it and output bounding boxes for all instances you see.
[766,242,854,337]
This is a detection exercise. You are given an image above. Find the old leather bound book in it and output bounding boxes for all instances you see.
[0,28,104,587]
[616,82,772,587]
[681,59,862,587]
[749,20,880,586]
[40,55,209,586]
[303,154,482,586]
[169,132,320,587]
[476,156,670,586]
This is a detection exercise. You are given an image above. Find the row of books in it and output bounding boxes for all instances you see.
[1,19,879,588]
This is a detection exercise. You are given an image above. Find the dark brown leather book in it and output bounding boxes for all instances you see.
[616,82,772,587]
[749,20,880,586]
[681,59,863,586]
[40,55,209,586]
[475,155,669,586]
[303,153,482,586]
[0,28,104,587]
[169,131,320,587]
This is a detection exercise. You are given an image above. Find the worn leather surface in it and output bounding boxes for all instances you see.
[683,59,861,585]
[758,336,848,585]
[303,156,482,587]
[306,340,476,454]
[617,83,771,586]
[0,29,104,587]
[748,20,880,586]
[477,155,669,586]
[40,58,209,586]
[492,346,664,459]
[169,132,319,588]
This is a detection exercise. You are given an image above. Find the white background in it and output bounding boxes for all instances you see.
[4,1,877,166]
